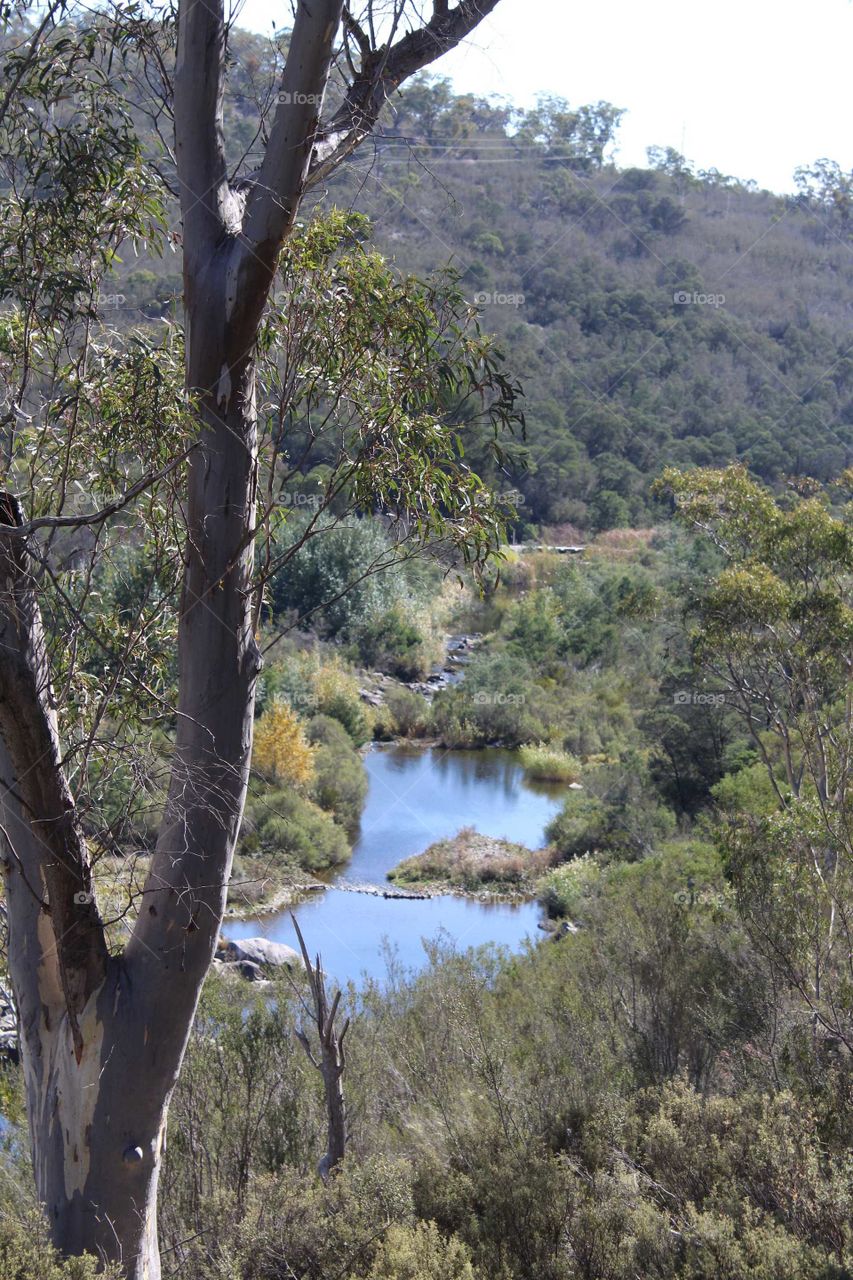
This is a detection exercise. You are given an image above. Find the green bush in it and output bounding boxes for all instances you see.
[537,853,602,919]
[431,652,555,747]
[354,604,430,680]
[0,1215,120,1280]
[546,756,676,861]
[241,784,349,871]
[367,1221,479,1279]
[384,685,431,738]
[306,714,368,833]
[269,515,410,641]
[545,791,608,858]
[711,761,779,817]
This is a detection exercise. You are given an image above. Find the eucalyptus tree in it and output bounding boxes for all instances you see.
[0,2,510,1275]
[659,466,853,1061]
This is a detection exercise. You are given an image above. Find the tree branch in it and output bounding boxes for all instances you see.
[240,0,344,264]
[3,449,194,539]
[308,0,502,185]
[290,914,349,1180]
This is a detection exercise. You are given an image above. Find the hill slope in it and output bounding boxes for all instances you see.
[116,33,853,532]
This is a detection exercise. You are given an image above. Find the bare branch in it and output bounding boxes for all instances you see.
[290,914,349,1180]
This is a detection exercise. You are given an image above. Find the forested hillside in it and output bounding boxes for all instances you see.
[114,29,853,531]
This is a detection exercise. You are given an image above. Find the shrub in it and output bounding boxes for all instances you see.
[519,743,581,782]
[313,660,370,745]
[306,714,368,833]
[547,756,676,861]
[431,652,554,747]
[269,515,409,639]
[0,1214,120,1279]
[367,1221,479,1279]
[538,853,602,919]
[546,791,608,858]
[711,761,779,817]
[252,700,315,787]
[385,685,430,738]
[354,604,430,680]
[241,785,349,871]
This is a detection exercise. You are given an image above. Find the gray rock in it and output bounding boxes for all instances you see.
[555,919,580,938]
[225,937,303,971]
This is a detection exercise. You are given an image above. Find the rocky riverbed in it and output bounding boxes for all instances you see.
[359,632,482,707]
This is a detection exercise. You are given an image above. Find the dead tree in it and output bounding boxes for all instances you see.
[291,915,349,1181]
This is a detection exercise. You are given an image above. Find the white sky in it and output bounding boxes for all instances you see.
[235,0,853,193]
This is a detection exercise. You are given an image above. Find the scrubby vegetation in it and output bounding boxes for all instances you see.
[388,827,553,898]
[2,471,843,1280]
[4,803,846,1279]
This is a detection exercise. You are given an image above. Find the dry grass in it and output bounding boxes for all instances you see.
[586,527,661,561]
[388,826,556,898]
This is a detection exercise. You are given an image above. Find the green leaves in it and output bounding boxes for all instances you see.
[0,14,166,326]
[662,466,853,1054]
[260,209,524,572]
[660,466,853,723]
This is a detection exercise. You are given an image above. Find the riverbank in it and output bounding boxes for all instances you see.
[387,826,557,902]
[224,868,327,919]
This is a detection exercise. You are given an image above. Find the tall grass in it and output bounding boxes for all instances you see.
[518,743,582,783]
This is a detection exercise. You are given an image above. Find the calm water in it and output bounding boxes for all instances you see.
[225,745,566,986]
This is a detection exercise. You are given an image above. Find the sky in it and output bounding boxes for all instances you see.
[234,0,853,194]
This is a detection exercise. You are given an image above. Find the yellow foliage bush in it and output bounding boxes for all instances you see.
[252,700,315,788]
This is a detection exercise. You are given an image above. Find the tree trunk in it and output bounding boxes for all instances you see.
[0,0,506,1269]
[292,917,349,1181]
[1,324,261,1277]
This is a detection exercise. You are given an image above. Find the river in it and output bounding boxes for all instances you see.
[224,744,567,987]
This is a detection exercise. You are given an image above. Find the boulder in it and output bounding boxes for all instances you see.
[224,937,303,971]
